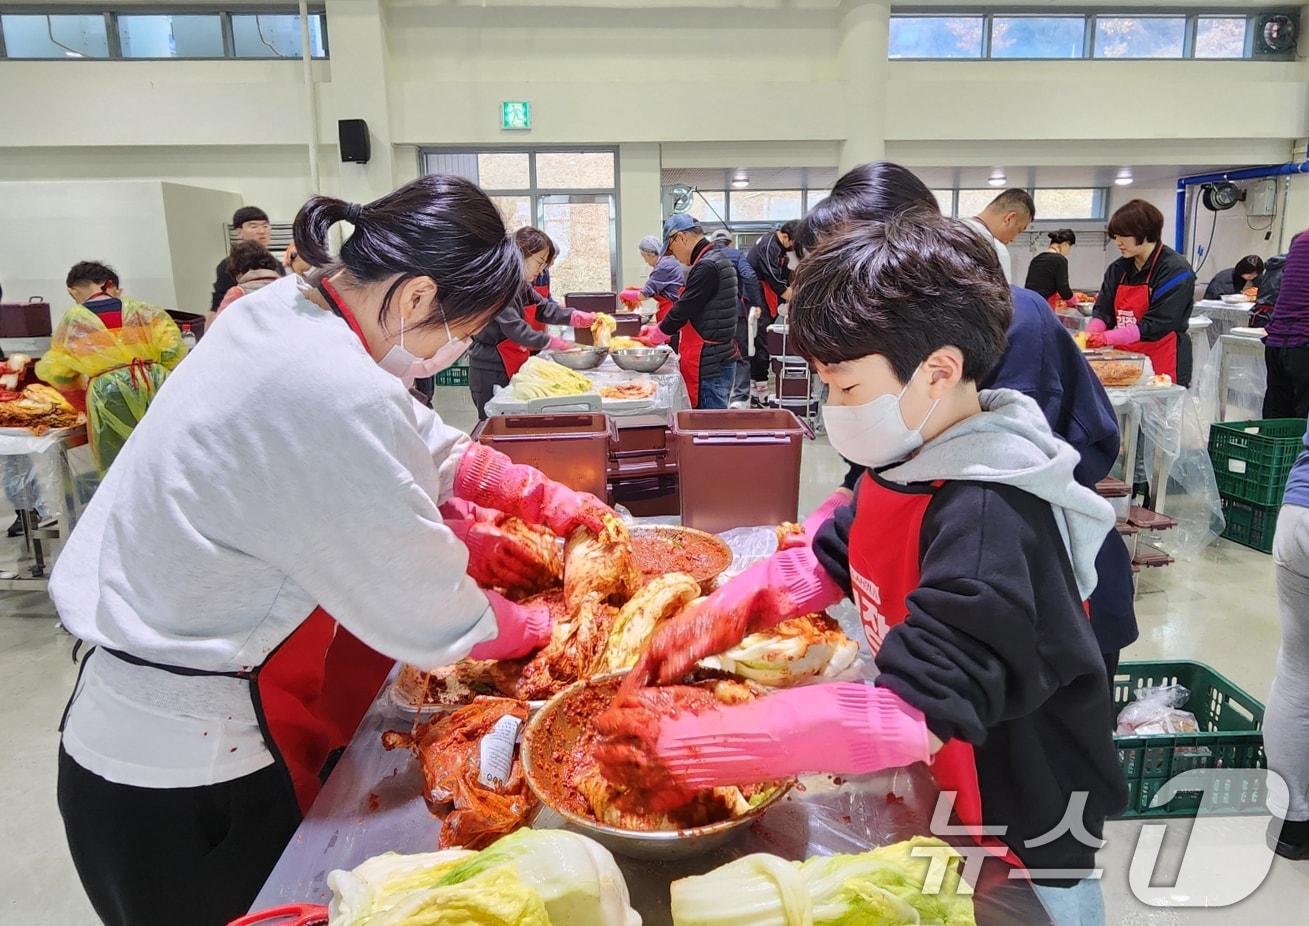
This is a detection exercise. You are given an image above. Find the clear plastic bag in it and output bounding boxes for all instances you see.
[1136,389,1225,558]
[1115,683,1200,735]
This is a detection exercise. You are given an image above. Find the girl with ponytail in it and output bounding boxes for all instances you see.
[52,174,617,926]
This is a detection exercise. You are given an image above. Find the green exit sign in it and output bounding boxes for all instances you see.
[501,101,531,131]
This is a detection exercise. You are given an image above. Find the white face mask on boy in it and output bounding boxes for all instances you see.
[822,364,941,469]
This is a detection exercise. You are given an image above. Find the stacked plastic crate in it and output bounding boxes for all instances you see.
[1209,419,1308,553]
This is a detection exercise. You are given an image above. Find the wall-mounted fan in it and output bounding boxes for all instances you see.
[1256,14,1298,56]
[1201,182,1245,212]
[668,185,696,214]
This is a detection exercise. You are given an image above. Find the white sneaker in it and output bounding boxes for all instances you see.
[729,400,750,409]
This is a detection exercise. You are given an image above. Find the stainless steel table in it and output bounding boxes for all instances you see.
[251,524,1052,925]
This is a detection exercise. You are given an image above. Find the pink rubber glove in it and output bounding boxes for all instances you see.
[639,324,671,347]
[467,589,552,660]
[454,443,612,536]
[779,487,853,551]
[627,545,844,689]
[595,684,932,809]
[1102,323,1141,346]
[1086,317,1107,335]
[443,503,559,593]
[569,310,597,328]
[546,335,572,353]
[620,287,644,308]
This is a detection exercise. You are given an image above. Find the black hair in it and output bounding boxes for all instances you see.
[1107,199,1165,244]
[225,241,282,279]
[794,161,939,257]
[987,189,1036,220]
[66,261,120,290]
[293,175,523,333]
[514,227,558,265]
[232,206,269,228]
[1234,255,1264,279]
[778,220,799,240]
[1048,229,1077,246]
[788,210,1012,384]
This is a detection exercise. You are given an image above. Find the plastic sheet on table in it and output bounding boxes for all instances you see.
[1195,335,1267,430]
[0,428,81,519]
[1135,388,1225,558]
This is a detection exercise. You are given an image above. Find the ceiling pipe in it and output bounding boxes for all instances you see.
[1174,161,1309,251]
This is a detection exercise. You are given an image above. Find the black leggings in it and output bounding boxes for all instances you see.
[469,365,509,421]
[57,747,300,926]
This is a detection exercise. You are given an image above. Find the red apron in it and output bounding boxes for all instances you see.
[497,303,539,378]
[654,293,676,324]
[1113,245,1176,381]
[1046,294,1065,311]
[760,282,782,320]
[675,246,730,408]
[848,472,1021,868]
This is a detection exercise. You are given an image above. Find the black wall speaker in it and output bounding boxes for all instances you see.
[339,119,371,164]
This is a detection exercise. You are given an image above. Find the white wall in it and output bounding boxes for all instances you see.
[0,181,176,317]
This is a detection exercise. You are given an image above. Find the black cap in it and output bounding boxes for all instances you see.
[232,206,269,228]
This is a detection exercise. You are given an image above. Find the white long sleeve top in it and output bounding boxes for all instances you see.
[55,275,497,787]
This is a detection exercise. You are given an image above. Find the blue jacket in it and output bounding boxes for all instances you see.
[714,242,764,315]
[983,286,1120,488]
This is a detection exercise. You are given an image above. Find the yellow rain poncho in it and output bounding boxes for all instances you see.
[36,299,188,473]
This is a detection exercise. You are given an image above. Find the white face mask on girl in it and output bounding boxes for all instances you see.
[822,364,941,469]
[379,312,469,387]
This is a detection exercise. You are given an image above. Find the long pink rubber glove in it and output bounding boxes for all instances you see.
[569,310,597,328]
[595,684,932,809]
[620,287,644,308]
[779,487,853,551]
[454,443,612,536]
[1087,317,1107,334]
[467,590,552,660]
[639,324,671,347]
[626,545,844,689]
[546,335,572,353]
[442,501,557,593]
[1102,323,1141,346]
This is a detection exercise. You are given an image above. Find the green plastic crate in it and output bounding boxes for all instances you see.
[1208,418,1306,507]
[1220,495,1280,554]
[1113,660,1265,818]
[433,364,470,387]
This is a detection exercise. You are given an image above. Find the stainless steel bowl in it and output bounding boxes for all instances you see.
[550,346,608,370]
[611,347,672,373]
[521,670,793,861]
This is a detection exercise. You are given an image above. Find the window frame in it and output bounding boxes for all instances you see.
[0,8,329,60]
[951,186,1109,223]
[419,146,622,291]
[886,8,1278,61]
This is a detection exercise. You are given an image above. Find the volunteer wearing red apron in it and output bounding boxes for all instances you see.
[52,177,618,926]
[638,215,738,409]
[602,215,1125,925]
[745,220,798,385]
[467,226,596,419]
[1024,229,1077,308]
[1089,199,1197,386]
[626,233,686,323]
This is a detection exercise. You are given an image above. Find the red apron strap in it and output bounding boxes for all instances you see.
[319,277,372,352]
[523,303,546,332]
[654,294,675,324]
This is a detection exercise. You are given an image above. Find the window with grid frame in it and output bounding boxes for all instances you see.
[422,148,621,294]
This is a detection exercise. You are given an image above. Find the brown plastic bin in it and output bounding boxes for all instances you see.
[564,292,619,314]
[471,413,615,500]
[0,299,52,338]
[575,313,642,345]
[168,310,207,341]
[608,414,676,479]
[610,474,680,517]
[672,409,805,533]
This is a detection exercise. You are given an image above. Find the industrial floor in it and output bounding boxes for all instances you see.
[2,385,1307,924]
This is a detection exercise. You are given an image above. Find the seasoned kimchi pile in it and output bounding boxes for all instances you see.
[534,676,777,831]
[382,698,534,850]
[398,514,703,706]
